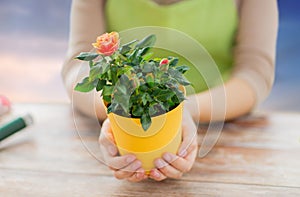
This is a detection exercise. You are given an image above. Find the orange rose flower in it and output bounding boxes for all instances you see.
[92,32,119,56]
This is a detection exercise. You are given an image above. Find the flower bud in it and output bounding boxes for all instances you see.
[159,58,169,66]
[159,58,169,71]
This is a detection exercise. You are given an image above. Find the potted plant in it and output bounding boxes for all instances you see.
[74,32,191,172]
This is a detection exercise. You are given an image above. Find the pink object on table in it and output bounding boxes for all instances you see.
[0,95,11,116]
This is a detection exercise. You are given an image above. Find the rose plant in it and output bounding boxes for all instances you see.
[74,32,191,131]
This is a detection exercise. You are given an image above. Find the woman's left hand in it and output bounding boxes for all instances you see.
[149,110,198,181]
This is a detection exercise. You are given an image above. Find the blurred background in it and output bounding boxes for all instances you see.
[0,0,299,111]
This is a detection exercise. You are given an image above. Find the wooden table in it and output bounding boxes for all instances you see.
[0,103,300,196]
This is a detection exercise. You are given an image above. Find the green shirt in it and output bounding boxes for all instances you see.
[106,0,238,93]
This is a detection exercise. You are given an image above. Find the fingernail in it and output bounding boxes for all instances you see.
[108,145,117,155]
[155,159,165,168]
[153,170,160,178]
[178,149,187,157]
[126,155,136,163]
[163,153,172,162]
[131,161,142,170]
[136,172,142,179]
[136,170,144,179]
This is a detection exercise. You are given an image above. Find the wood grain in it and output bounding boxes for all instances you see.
[1,169,300,197]
[0,103,300,196]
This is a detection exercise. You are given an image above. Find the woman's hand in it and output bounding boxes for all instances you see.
[149,110,198,181]
[99,118,148,182]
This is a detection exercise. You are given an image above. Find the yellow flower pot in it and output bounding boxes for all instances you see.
[108,101,183,173]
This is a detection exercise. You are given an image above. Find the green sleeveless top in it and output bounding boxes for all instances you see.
[105,0,238,93]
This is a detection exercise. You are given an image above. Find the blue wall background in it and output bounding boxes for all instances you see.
[261,0,300,110]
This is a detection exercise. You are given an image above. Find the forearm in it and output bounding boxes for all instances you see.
[64,64,107,121]
[185,77,256,123]
[62,0,107,120]
[186,0,278,123]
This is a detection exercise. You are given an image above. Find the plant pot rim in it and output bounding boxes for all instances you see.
[103,86,186,120]
[108,100,183,120]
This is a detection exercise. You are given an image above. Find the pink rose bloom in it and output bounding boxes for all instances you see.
[92,32,120,56]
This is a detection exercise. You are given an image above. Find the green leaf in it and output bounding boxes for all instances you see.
[152,87,162,96]
[119,45,131,55]
[89,64,101,80]
[89,62,109,81]
[173,88,185,102]
[135,34,156,49]
[141,93,152,106]
[96,80,106,91]
[75,52,99,61]
[74,77,98,92]
[116,85,127,95]
[155,89,175,101]
[111,90,130,116]
[103,95,111,103]
[99,62,110,75]
[142,52,153,61]
[139,83,148,91]
[109,66,118,85]
[132,105,144,117]
[102,85,114,96]
[141,112,151,131]
[132,56,143,65]
[111,76,132,116]
[168,68,191,86]
[145,74,155,87]
[162,102,171,111]
[176,65,190,74]
[169,57,179,67]
[117,66,133,77]
[148,105,156,116]
[148,103,164,116]
[110,103,122,114]
[89,60,93,68]
[136,72,143,78]
[142,62,154,73]
[119,39,138,54]
[136,47,150,57]
[167,99,176,108]
[119,75,132,89]
[107,104,112,114]
[128,49,138,62]
[124,39,138,47]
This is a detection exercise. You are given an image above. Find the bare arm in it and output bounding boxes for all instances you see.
[186,0,278,122]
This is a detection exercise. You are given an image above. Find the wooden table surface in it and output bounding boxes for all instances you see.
[0,103,300,196]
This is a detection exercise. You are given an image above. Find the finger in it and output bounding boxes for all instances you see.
[178,123,198,157]
[162,151,196,173]
[154,159,183,179]
[127,168,148,182]
[99,119,118,157]
[101,119,115,141]
[149,168,167,181]
[105,154,137,171]
[99,119,140,171]
[183,140,198,164]
[114,160,142,179]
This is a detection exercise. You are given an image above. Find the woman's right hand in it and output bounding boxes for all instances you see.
[99,118,148,182]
